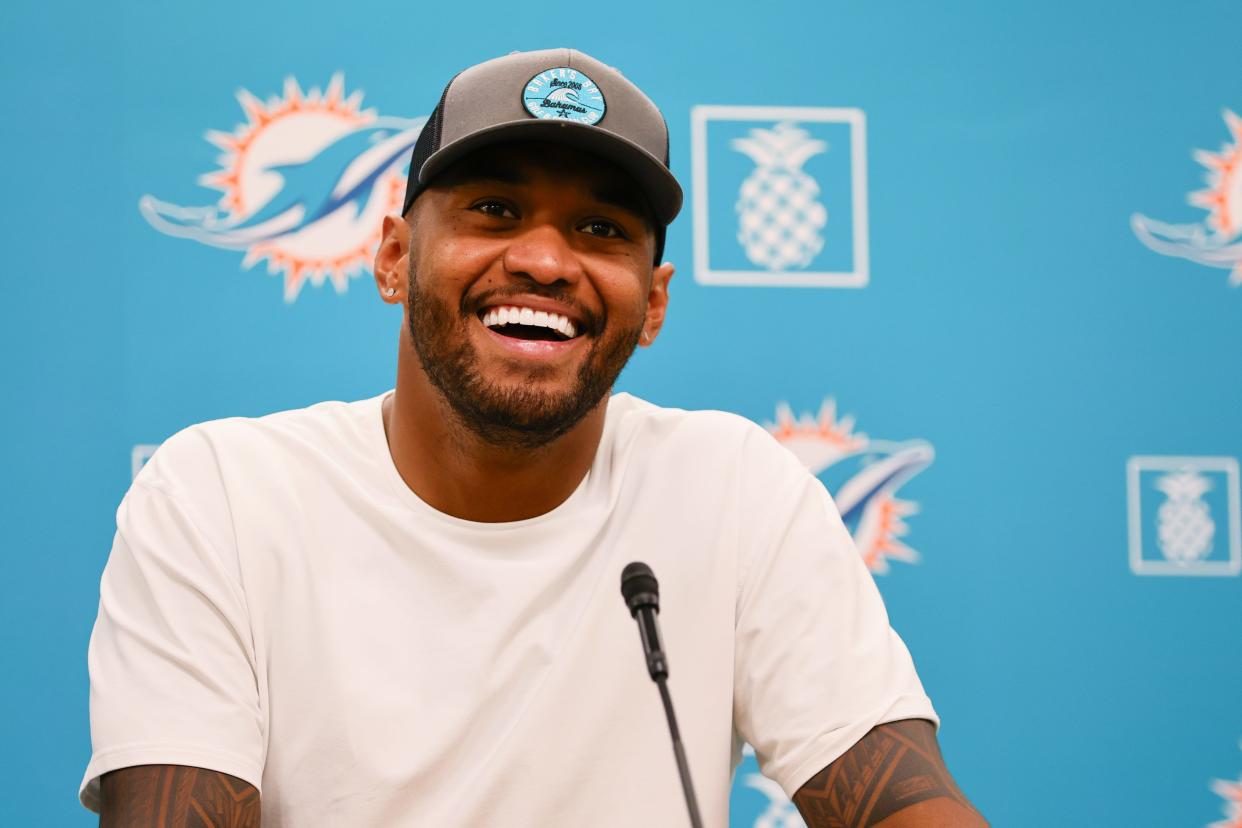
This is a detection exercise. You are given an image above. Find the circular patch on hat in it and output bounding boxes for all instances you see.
[522,67,606,125]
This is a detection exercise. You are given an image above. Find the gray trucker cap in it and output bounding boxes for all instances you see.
[402,48,683,229]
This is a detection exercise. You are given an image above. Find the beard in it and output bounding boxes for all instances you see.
[406,266,644,451]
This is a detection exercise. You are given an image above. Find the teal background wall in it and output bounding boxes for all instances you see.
[4,1,1241,824]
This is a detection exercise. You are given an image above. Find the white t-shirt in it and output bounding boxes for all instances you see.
[81,391,936,826]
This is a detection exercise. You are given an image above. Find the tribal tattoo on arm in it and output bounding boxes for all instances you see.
[792,719,988,828]
[99,765,261,828]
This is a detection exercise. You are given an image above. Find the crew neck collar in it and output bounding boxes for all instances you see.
[367,391,609,530]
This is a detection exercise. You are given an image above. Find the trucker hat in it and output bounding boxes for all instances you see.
[402,48,683,236]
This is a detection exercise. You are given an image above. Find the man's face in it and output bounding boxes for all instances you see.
[394,142,673,449]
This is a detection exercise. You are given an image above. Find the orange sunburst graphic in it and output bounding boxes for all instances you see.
[1212,775,1242,828]
[768,400,868,455]
[1190,110,1242,242]
[765,400,933,574]
[139,74,425,302]
[854,496,920,573]
[200,76,370,217]
[1131,107,1242,288]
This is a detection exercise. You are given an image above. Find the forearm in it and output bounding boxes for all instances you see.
[99,765,260,828]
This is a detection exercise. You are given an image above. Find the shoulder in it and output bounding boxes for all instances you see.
[118,394,388,570]
[605,393,811,485]
[138,393,386,492]
[607,392,764,447]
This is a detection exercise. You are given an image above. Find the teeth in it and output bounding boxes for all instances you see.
[481,304,579,338]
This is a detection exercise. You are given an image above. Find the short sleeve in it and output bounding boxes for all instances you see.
[79,432,265,812]
[732,437,938,798]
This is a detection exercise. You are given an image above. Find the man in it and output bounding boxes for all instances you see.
[82,49,988,827]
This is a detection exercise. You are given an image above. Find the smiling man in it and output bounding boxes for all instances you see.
[82,50,988,827]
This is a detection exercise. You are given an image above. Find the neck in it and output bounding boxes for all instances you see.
[383,329,606,523]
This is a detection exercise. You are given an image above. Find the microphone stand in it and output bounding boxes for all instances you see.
[656,675,704,828]
[620,562,704,828]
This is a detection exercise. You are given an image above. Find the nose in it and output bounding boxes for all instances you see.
[502,223,585,286]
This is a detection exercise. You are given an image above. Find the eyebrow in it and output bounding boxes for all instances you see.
[588,185,653,226]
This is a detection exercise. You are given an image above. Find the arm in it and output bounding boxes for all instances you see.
[99,765,260,828]
[83,446,265,819]
[792,719,988,828]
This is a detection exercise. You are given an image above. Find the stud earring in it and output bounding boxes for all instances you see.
[386,287,397,297]
[640,330,650,344]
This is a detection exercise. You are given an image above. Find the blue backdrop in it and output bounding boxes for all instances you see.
[5,1,1241,825]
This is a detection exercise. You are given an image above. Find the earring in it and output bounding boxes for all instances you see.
[386,287,397,297]
[640,330,650,344]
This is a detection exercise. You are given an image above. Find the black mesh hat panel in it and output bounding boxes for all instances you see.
[402,79,454,216]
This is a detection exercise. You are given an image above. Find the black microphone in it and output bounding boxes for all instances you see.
[621,561,668,680]
[620,562,704,828]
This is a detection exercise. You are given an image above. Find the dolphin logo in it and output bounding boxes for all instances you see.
[1211,761,1242,828]
[140,116,425,249]
[767,401,934,573]
[1132,108,1242,287]
[728,744,806,828]
[741,773,804,828]
[819,439,934,538]
[1131,214,1242,286]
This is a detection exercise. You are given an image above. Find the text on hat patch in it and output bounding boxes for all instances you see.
[522,68,606,125]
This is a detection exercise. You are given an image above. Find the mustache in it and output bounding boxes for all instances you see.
[461,285,604,337]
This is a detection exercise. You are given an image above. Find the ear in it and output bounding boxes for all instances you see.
[374,214,411,304]
[639,261,675,347]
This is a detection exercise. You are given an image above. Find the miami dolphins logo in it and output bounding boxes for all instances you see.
[1132,109,1242,288]
[766,400,934,573]
[139,75,425,301]
[1213,752,1242,828]
[729,744,805,827]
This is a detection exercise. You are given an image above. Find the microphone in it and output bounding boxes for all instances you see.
[620,561,668,680]
[620,562,704,828]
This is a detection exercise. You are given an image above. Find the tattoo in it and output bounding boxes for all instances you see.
[99,765,260,827]
[792,719,978,827]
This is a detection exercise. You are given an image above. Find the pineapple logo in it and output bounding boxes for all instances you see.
[1132,108,1242,288]
[1127,456,1241,576]
[691,105,868,287]
[1154,469,1216,565]
[732,122,829,270]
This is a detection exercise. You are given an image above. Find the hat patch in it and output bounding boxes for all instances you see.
[522,68,605,125]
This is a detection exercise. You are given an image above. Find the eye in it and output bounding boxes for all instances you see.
[579,219,626,239]
[471,199,517,219]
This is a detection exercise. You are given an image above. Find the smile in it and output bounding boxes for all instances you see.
[478,304,581,342]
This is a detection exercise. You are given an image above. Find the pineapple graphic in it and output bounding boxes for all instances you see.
[731,121,829,270]
[1155,469,1216,564]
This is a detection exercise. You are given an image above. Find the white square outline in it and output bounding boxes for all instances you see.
[691,105,869,288]
[131,444,159,480]
[1127,455,1241,576]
